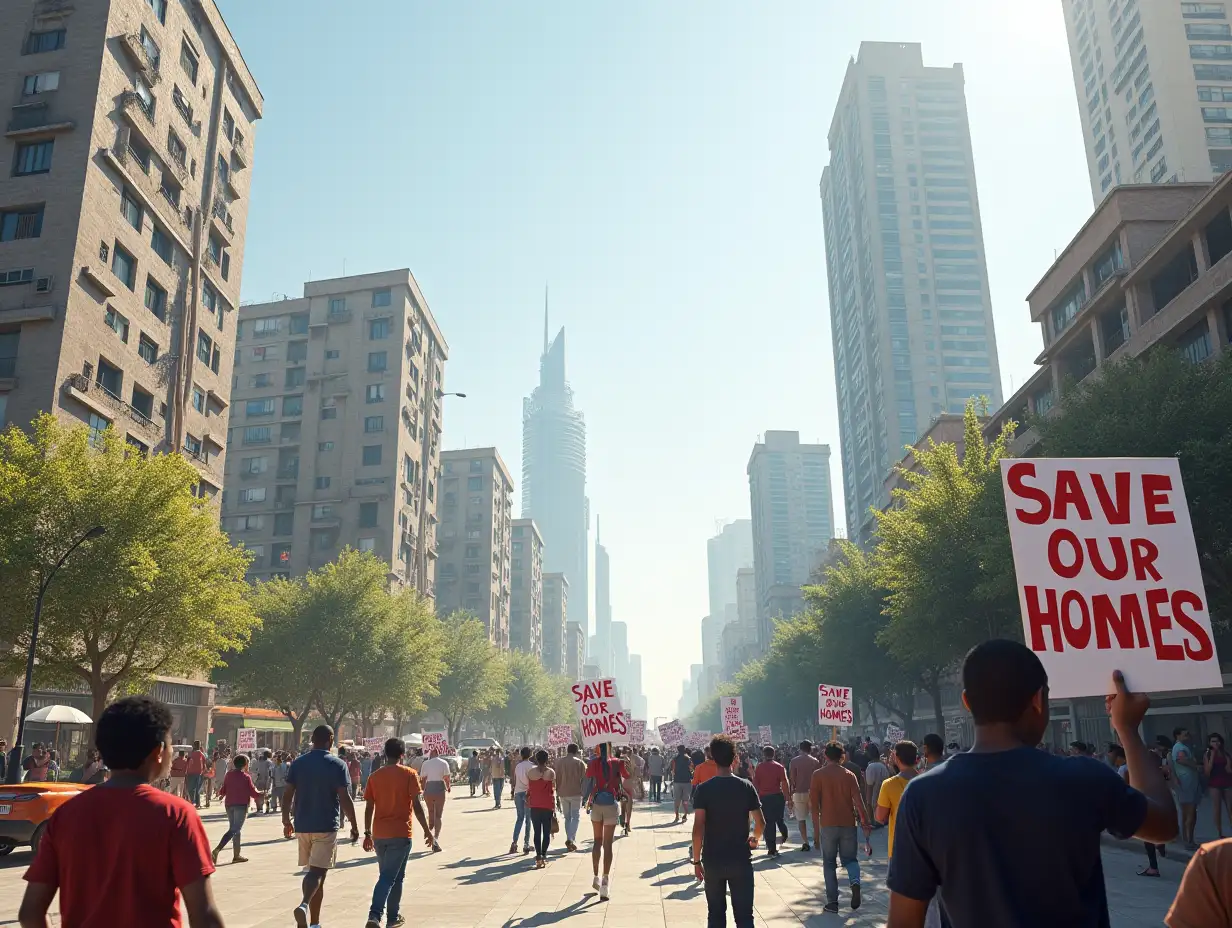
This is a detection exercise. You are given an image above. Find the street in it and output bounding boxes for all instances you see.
[0,792,1184,927]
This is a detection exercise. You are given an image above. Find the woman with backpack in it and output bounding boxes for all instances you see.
[582,742,627,901]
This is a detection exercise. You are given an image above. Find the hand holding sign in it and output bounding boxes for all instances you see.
[571,679,629,748]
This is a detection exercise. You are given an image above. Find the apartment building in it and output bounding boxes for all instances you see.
[509,517,543,657]
[565,620,585,680]
[706,519,753,627]
[821,42,1003,543]
[1062,0,1232,201]
[0,0,260,497]
[746,431,834,643]
[221,270,449,595]
[541,572,568,675]
[435,447,513,648]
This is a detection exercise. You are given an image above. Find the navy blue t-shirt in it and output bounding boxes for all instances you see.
[887,748,1147,928]
[286,749,350,833]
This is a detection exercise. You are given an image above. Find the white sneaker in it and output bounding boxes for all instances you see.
[293,904,309,928]
[592,875,602,892]
[600,876,610,900]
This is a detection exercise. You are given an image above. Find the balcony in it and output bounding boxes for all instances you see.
[120,90,154,127]
[101,144,192,244]
[326,308,352,324]
[6,102,75,138]
[275,466,299,480]
[210,198,234,240]
[119,34,162,82]
[231,135,249,169]
[63,373,163,442]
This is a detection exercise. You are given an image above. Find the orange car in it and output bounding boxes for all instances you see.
[0,781,89,856]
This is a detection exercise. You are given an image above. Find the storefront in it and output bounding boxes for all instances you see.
[210,706,297,753]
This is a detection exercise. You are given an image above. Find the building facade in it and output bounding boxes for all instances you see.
[0,0,261,496]
[221,270,448,593]
[706,519,753,624]
[509,517,543,657]
[565,620,585,680]
[746,431,834,642]
[541,571,568,675]
[1062,0,1232,202]
[435,447,513,648]
[593,516,611,673]
[821,42,1003,543]
[522,316,588,642]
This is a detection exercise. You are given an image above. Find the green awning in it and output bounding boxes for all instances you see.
[243,718,294,732]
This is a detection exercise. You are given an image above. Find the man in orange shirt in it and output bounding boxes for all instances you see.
[692,747,719,790]
[1166,836,1232,927]
[362,738,431,928]
[809,741,871,913]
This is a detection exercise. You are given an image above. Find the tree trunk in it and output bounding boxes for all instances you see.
[925,671,945,737]
[868,700,881,737]
[88,677,114,752]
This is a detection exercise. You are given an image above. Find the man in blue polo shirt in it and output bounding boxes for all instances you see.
[283,725,359,928]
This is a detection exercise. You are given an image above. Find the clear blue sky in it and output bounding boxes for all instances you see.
[218,1,1096,720]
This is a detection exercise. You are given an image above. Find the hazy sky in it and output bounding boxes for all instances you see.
[218,1,1096,719]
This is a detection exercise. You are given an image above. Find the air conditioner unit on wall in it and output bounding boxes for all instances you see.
[35,275,53,293]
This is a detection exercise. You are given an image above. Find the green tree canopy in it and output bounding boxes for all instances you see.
[0,415,257,733]
[429,611,511,744]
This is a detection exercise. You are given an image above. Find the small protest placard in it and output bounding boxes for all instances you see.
[720,695,744,735]
[236,728,257,752]
[629,719,646,745]
[658,719,685,746]
[422,731,449,756]
[727,723,749,743]
[818,684,854,728]
[363,737,384,754]
[685,730,711,750]
[570,678,629,748]
[759,724,773,745]
[547,724,573,748]
[884,724,906,745]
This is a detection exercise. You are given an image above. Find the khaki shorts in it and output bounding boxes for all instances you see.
[590,802,620,825]
[298,832,338,869]
[792,793,810,820]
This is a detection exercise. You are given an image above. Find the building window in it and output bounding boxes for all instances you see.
[367,351,387,372]
[289,312,309,335]
[172,84,194,125]
[321,406,338,420]
[191,385,205,413]
[142,277,167,323]
[467,476,483,491]
[25,30,66,54]
[0,267,33,287]
[359,502,379,528]
[179,41,199,83]
[150,226,173,265]
[104,307,129,342]
[245,399,273,418]
[287,341,308,363]
[253,317,279,337]
[317,441,334,451]
[311,504,333,521]
[358,537,376,553]
[274,512,294,535]
[362,445,382,466]
[325,349,340,359]
[372,288,392,307]
[315,476,331,489]
[1183,2,1228,18]
[240,487,266,504]
[95,358,123,396]
[14,140,53,176]
[147,0,167,22]
[369,318,390,340]
[196,329,213,364]
[328,297,346,315]
[137,333,158,363]
[0,206,44,241]
[251,373,272,388]
[364,416,384,433]
[366,383,385,403]
[243,425,271,444]
[86,412,109,447]
[283,395,303,417]
[285,367,306,388]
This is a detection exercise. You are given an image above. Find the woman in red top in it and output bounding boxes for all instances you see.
[583,744,627,900]
[1204,733,1232,837]
[751,745,791,857]
[211,754,263,864]
[526,749,557,868]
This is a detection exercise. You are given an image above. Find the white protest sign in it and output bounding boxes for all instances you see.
[1000,458,1221,698]
[759,724,773,744]
[658,719,685,746]
[685,730,711,750]
[570,678,629,748]
[363,737,384,754]
[884,725,906,745]
[422,731,449,756]
[728,724,749,742]
[629,720,646,745]
[236,728,257,752]
[720,695,744,735]
[818,684,854,728]
[547,724,573,748]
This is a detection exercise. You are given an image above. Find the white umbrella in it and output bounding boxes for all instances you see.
[25,705,92,725]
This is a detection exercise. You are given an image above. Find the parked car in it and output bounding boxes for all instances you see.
[457,737,502,754]
[0,781,90,856]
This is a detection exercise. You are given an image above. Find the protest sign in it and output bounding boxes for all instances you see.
[818,684,854,728]
[236,728,257,752]
[884,724,905,745]
[1000,458,1221,698]
[728,724,749,743]
[685,730,711,750]
[720,695,744,735]
[422,731,449,756]
[547,724,573,748]
[363,737,384,754]
[658,719,685,746]
[759,724,773,745]
[570,678,629,748]
[629,719,646,745]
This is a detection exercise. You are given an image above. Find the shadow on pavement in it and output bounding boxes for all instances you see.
[665,882,704,900]
[501,897,602,926]
[455,858,540,885]
[652,873,695,887]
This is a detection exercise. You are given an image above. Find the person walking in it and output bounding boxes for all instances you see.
[670,745,694,823]
[419,748,451,853]
[270,751,290,813]
[527,750,557,868]
[482,748,493,797]
[363,737,431,928]
[810,741,872,912]
[788,740,820,851]
[875,740,918,859]
[17,696,225,928]
[885,640,1178,928]
[920,734,946,771]
[691,734,765,928]
[553,743,587,851]
[490,748,507,809]
[251,750,273,814]
[583,743,627,901]
[468,750,482,797]
[646,747,665,802]
[1166,836,1232,927]
[212,748,229,810]
[201,750,215,807]
[346,751,363,801]
[169,750,188,798]
[211,753,263,865]
[620,747,643,835]
[185,740,207,809]
[282,724,360,928]
[751,744,790,857]
[1172,727,1203,850]
[510,747,535,855]
[864,745,889,826]
[1203,733,1232,838]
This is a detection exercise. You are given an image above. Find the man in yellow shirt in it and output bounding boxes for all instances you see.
[875,741,919,857]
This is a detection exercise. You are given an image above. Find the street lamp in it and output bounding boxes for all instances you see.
[5,525,105,784]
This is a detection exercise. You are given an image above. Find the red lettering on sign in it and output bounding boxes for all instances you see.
[1047,529,1083,579]
[1091,472,1131,525]
[1060,590,1092,649]
[1085,536,1129,581]
[1092,592,1148,650]
[1143,473,1177,525]
[1006,462,1050,524]
[1130,539,1163,582]
[1145,588,1184,662]
[1024,586,1063,652]
[1054,470,1094,521]
[1172,590,1214,661]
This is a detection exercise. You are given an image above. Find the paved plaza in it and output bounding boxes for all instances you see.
[0,791,1186,926]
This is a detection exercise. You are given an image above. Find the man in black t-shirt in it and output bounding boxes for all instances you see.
[886,639,1178,928]
[692,735,764,928]
[670,745,693,823]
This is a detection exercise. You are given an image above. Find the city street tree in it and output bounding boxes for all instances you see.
[480,653,575,746]
[0,416,257,734]
[430,611,511,745]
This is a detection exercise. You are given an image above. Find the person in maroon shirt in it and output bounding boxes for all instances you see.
[18,695,224,928]
[752,745,791,857]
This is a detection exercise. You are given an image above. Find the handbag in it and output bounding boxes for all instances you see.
[551,812,560,835]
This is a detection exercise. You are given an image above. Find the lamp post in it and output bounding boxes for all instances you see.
[6,525,106,784]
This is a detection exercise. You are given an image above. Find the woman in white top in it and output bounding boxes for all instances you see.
[419,749,452,853]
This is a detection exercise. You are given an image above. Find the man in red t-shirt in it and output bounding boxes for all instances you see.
[18,695,225,928]
[751,745,791,857]
[184,740,207,809]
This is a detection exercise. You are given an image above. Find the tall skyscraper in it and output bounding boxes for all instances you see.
[509,518,544,657]
[610,621,629,692]
[434,448,514,647]
[0,0,260,489]
[706,520,754,624]
[747,431,834,642]
[224,271,447,596]
[522,298,588,640]
[1062,0,1232,201]
[821,42,1003,543]
[593,516,611,673]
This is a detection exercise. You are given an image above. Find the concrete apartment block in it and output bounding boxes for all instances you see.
[510,517,544,658]
[541,571,568,676]
[0,0,261,499]
[565,620,584,681]
[222,270,448,596]
[434,447,513,648]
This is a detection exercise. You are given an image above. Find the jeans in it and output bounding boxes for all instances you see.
[819,826,860,904]
[530,807,553,857]
[186,773,203,806]
[492,777,504,806]
[512,791,530,845]
[368,837,412,922]
[559,795,582,843]
[270,785,284,812]
[762,794,786,854]
[650,775,662,801]
[216,805,249,855]
[703,862,754,927]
